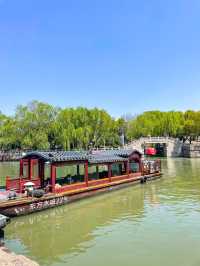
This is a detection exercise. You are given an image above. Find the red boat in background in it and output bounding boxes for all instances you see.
[145,147,157,156]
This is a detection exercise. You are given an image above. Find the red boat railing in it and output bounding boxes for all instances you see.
[54,173,141,194]
[6,176,41,193]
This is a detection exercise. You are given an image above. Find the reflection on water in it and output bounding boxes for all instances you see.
[5,188,146,264]
[3,159,200,266]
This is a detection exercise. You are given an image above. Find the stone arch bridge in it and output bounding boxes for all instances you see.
[125,137,183,157]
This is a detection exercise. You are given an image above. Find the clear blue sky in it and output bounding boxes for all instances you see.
[0,0,200,117]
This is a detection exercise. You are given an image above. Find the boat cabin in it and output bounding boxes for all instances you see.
[6,149,144,194]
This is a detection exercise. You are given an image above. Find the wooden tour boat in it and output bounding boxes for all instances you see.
[0,149,161,217]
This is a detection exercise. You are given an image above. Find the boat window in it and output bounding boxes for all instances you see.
[55,164,85,186]
[32,161,39,179]
[23,161,29,178]
[88,165,108,180]
[44,164,50,181]
[129,162,139,173]
[111,163,124,176]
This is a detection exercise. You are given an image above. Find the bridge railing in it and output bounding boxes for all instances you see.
[128,136,180,145]
[140,136,177,142]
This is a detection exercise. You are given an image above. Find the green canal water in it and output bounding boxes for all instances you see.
[1,158,200,266]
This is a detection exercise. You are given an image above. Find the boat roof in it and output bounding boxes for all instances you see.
[22,151,88,162]
[22,149,142,164]
[88,154,128,164]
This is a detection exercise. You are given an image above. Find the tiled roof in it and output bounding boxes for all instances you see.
[88,155,128,164]
[22,149,141,164]
[92,149,141,158]
[22,151,88,162]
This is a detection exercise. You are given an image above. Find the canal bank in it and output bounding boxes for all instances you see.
[0,245,39,266]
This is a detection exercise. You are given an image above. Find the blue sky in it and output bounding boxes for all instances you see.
[0,0,200,117]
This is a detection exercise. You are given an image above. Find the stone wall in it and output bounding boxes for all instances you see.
[182,143,200,158]
[166,139,183,157]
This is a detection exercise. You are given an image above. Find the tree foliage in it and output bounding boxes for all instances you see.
[1,103,200,150]
[0,101,123,150]
[127,110,200,140]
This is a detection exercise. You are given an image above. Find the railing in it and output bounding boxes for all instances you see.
[128,137,179,145]
[55,182,87,194]
[6,176,41,193]
[140,137,177,143]
[55,174,140,194]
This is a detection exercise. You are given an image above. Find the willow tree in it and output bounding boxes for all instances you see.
[0,114,19,149]
[127,110,184,139]
[15,101,58,150]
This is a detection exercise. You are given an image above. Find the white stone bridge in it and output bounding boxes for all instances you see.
[125,137,183,157]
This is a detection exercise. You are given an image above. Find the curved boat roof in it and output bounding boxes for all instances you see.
[22,149,142,164]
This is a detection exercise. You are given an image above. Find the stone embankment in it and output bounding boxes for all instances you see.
[0,151,23,162]
[0,246,39,266]
[182,142,200,158]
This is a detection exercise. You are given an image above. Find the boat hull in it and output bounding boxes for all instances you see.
[0,173,161,217]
